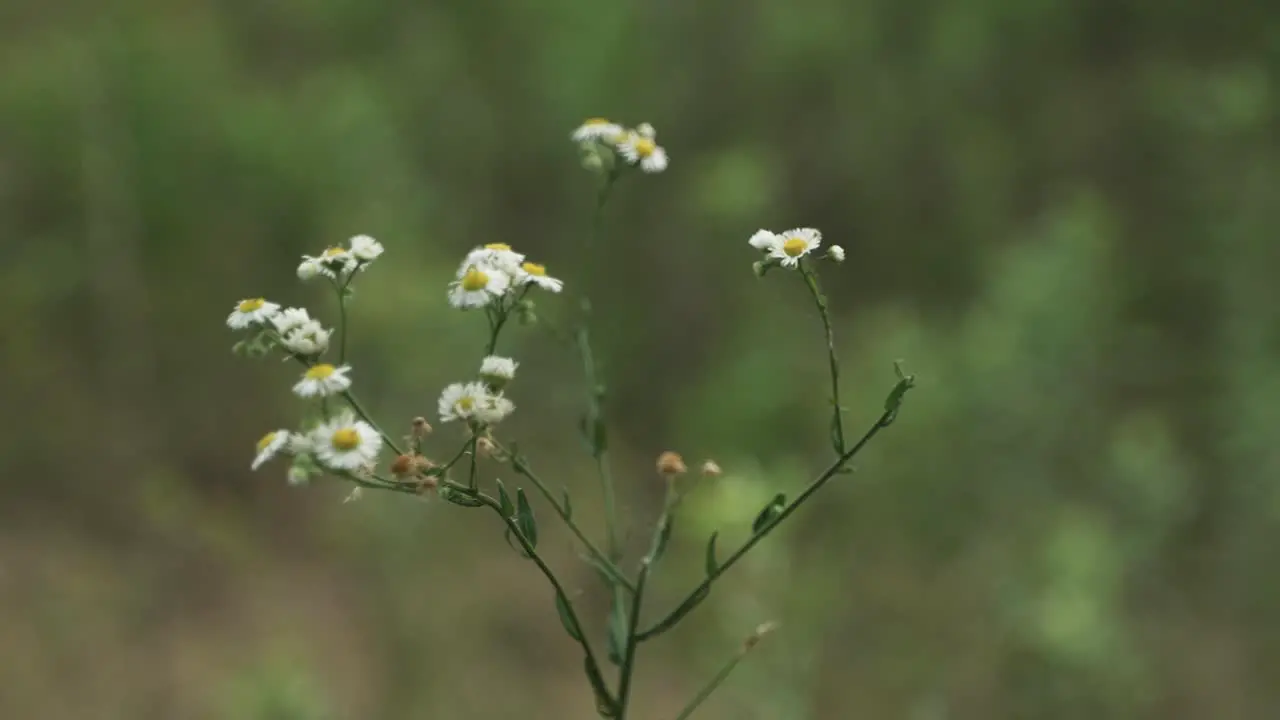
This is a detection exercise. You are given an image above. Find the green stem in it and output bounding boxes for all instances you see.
[637,408,896,642]
[340,390,403,456]
[466,486,617,713]
[614,558,650,718]
[336,276,352,366]
[800,265,845,455]
[466,436,479,491]
[672,640,763,720]
[495,440,635,592]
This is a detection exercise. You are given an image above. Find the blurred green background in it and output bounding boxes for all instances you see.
[3,0,1279,718]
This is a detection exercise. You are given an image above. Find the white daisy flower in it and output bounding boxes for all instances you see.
[271,307,312,334]
[474,394,515,425]
[349,234,384,263]
[479,356,518,388]
[448,265,511,309]
[748,229,780,253]
[281,321,331,356]
[298,246,357,280]
[572,117,626,144]
[827,245,846,263]
[293,363,352,397]
[438,381,486,423]
[618,128,668,173]
[461,243,525,276]
[227,298,281,329]
[515,261,564,293]
[251,430,291,471]
[767,228,822,267]
[311,412,382,472]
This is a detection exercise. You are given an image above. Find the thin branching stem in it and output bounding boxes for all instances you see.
[800,264,845,455]
[493,440,635,592]
[636,407,897,642]
[672,636,767,720]
[462,484,617,713]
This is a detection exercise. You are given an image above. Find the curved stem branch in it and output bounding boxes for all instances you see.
[800,265,845,455]
[636,408,896,642]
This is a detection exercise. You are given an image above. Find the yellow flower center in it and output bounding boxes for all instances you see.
[237,298,265,313]
[256,432,278,454]
[633,138,655,157]
[322,246,346,258]
[456,396,475,412]
[306,364,336,380]
[331,428,360,451]
[460,267,489,292]
[782,237,808,257]
[584,117,610,126]
[521,262,546,277]
[484,243,512,252]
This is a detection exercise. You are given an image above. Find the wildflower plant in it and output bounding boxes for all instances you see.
[226,117,914,718]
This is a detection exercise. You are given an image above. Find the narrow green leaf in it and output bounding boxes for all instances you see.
[495,478,515,518]
[752,493,787,534]
[516,488,538,549]
[554,590,584,642]
[704,532,719,576]
[584,656,617,717]
[562,486,573,520]
[830,411,844,455]
[606,599,628,666]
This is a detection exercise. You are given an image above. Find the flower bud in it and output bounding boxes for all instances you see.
[656,451,687,476]
[827,245,846,263]
[700,459,722,478]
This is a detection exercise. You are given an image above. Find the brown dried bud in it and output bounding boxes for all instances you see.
[476,436,497,458]
[743,621,779,650]
[412,417,432,437]
[700,460,722,477]
[656,451,687,476]
[390,454,417,478]
[415,474,439,494]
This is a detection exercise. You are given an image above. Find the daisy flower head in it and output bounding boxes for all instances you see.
[438,381,491,423]
[298,246,356,281]
[349,234,384,264]
[479,355,518,388]
[474,393,515,426]
[448,264,511,310]
[617,127,668,173]
[281,321,331,356]
[572,117,626,144]
[227,298,281,330]
[748,229,780,253]
[271,307,312,335]
[516,261,563,293]
[767,227,822,268]
[827,245,846,263]
[311,412,382,472]
[462,243,525,276]
[251,430,292,471]
[293,363,352,397]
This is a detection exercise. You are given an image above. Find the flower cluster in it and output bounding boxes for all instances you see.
[449,243,563,310]
[572,118,669,174]
[437,353,520,428]
[225,235,388,485]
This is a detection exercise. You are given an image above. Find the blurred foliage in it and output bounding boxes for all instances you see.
[1,0,1279,718]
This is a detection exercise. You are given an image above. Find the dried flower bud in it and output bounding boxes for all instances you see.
[390,454,417,478]
[412,417,432,437]
[476,436,497,458]
[416,474,439,494]
[656,451,687,476]
[744,621,779,650]
[700,460,722,478]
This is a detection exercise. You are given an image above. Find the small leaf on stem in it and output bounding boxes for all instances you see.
[607,599,628,666]
[554,590,584,642]
[516,488,538,549]
[752,493,787,534]
[705,531,719,576]
[495,478,515,518]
